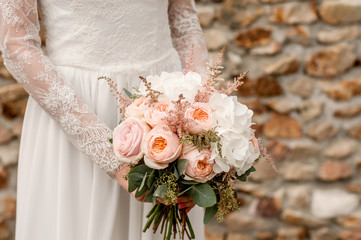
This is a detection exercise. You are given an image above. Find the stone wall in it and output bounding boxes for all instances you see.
[1,0,361,239]
[196,0,361,239]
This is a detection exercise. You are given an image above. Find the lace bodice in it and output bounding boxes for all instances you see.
[0,0,208,175]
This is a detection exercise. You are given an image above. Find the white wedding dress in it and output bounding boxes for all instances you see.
[0,0,208,239]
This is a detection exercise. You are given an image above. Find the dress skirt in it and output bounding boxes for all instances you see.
[15,51,205,240]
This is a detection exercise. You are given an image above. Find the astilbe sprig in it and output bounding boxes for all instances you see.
[164,95,195,138]
[258,138,278,172]
[99,76,133,116]
[139,76,162,105]
[195,46,248,101]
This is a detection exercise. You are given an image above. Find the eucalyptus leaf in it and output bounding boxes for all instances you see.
[135,183,148,198]
[237,166,256,182]
[177,185,194,196]
[139,172,148,191]
[123,88,133,98]
[128,178,137,193]
[177,159,188,175]
[179,180,199,185]
[154,185,167,198]
[204,204,218,224]
[127,173,144,186]
[174,167,179,179]
[147,170,156,189]
[189,183,216,208]
[129,164,152,175]
[144,191,153,202]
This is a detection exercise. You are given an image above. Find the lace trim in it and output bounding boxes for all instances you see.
[0,0,123,175]
[168,0,208,74]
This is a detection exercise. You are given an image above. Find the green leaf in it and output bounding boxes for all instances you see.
[237,166,256,182]
[123,88,133,98]
[119,119,122,124]
[154,185,167,198]
[135,183,148,198]
[129,164,152,175]
[179,180,199,185]
[127,173,144,186]
[128,178,137,193]
[204,204,218,224]
[139,172,148,191]
[177,185,193,196]
[189,184,217,208]
[144,191,153,202]
[109,138,113,144]
[147,170,156,189]
[177,159,188,175]
[174,167,179,179]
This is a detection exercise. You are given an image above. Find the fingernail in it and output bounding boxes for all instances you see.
[178,204,186,209]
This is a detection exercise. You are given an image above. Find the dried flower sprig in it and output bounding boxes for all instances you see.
[99,76,132,115]
[211,171,239,222]
[258,138,277,173]
[220,71,248,96]
[164,95,194,138]
[139,76,162,105]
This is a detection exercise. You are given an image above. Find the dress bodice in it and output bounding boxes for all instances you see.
[39,0,177,70]
[0,0,207,175]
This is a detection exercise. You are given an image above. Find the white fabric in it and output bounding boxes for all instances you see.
[0,0,207,239]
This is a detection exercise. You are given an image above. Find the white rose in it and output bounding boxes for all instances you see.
[139,74,165,95]
[139,71,204,102]
[163,71,203,101]
[211,130,260,175]
[209,93,253,133]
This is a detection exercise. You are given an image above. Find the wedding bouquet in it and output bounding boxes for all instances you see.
[102,49,268,240]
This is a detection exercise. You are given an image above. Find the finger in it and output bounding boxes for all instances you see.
[177,195,192,203]
[178,201,195,209]
[156,197,164,204]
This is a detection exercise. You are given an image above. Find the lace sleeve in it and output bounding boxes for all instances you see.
[0,0,123,175]
[168,0,208,74]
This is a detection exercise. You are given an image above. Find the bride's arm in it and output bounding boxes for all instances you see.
[0,1,123,175]
[168,0,209,74]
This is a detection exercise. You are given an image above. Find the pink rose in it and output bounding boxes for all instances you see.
[184,102,212,134]
[143,124,182,169]
[144,102,173,128]
[181,144,216,183]
[125,97,150,119]
[112,118,150,165]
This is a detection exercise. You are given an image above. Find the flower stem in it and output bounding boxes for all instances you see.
[167,206,174,240]
[186,214,195,239]
[146,204,158,218]
[143,204,161,232]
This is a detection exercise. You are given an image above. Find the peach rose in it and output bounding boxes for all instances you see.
[113,118,150,165]
[144,102,173,128]
[184,102,212,134]
[181,144,216,183]
[143,124,182,169]
[124,97,150,119]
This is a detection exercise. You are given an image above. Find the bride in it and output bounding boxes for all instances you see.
[0,0,208,239]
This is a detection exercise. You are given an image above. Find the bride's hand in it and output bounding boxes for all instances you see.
[114,166,150,202]
[177,195,196,214]
[114,167,196,211]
